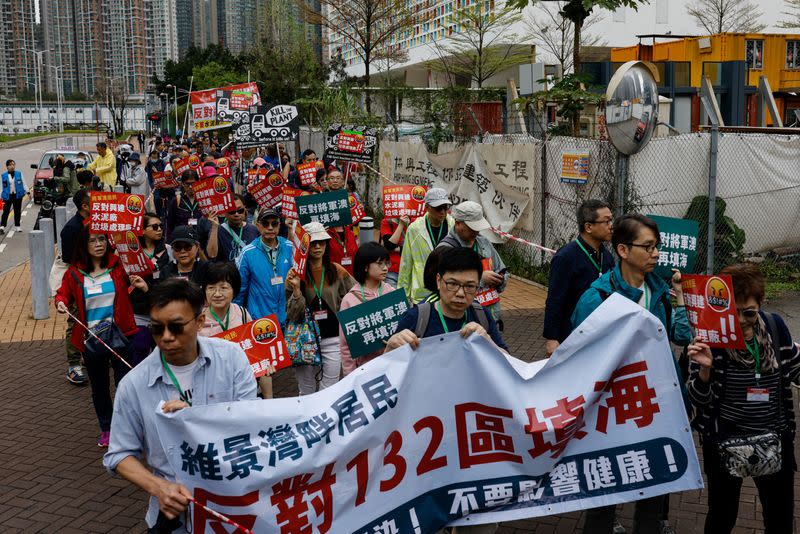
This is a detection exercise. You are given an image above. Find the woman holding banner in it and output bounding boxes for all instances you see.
[339,242,396,375]
[55,227,138,448]
[687,263,800,533]
[286,222,355,395]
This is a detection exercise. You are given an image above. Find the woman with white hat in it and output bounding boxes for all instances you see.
[286,222,356,395]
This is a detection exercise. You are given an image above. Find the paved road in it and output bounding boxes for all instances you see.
[0,135,100,274]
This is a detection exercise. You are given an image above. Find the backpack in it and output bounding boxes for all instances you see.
[414,301,490,338]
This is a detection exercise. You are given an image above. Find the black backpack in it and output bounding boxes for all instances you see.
[414,301,490,338]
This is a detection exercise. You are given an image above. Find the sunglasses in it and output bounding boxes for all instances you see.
[227,208,246,215]
[431,204,450,212]
[172,242,195,252]
[147,223,163,230]
[261,219,280,228]
[739,309,759,319]
[148,315,199,337]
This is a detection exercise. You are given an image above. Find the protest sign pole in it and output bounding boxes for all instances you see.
[29,230,49,320]
[363,163,397,185]
[65,309,133,369]
[189,497,254,534]
[707,124,719,274]
[491,227,556,255]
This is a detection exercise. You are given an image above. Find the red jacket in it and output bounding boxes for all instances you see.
[380,218,405,274]
[55,255,138,352]
[327,227,359,275]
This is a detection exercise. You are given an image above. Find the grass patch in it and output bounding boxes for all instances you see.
[0,129,95,143]
[749,259,800,300]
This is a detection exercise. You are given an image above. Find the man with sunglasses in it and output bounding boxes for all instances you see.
[166,169,204,241]
[544,199,615,357]
[104,279,257,532]
[571,213,692,534]
[204,193,260,263]
[398,187,455,303]
[235,209,294,325]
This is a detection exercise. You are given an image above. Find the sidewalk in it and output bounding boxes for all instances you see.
[0,261,792,532]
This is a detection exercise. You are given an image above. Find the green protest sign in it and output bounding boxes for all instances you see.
[337,289,409,359]
[647,214,700,279]
[296,190,353,227]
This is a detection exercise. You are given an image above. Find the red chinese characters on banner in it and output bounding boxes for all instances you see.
[215,157,232,179]
[337,130,365,153]
[475,288,500,307]
[173,157,191,176]
[594,361,660,433]
[214,315,290,378]
[248,173,285,209]
[192,177,236,216]
[348,194,365,225]
[525,396,587,459]
[296,162,318,187]
[455,402,523,469]
[271,462,336,534]
[153,170,180,189]
[291,223,311,277]
[247,168,267,188]
[192,488,258,534]
[89,192,145,235]
[382,185,427,219]
[109,231,154,276]
[682,274,745,349]
[282,187,303,221]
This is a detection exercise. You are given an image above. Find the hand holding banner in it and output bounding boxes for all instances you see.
[337,289,408,358]
[192,177,236,217]
[682,274,745,349]
[214,314,290,378]
[89,191,145,235]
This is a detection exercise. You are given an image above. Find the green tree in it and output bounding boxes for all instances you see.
[427,5,530,89]
[153,44,245,93]
[190,62,247,91]
[517,72,602,135]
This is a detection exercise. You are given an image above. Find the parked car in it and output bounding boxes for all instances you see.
[31,150,96,204]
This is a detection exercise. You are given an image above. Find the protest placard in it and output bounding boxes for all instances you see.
[215,88,256,122]
[109,231,154,276]
[247,167,267,188]
[291,222,311,277]
[214,314,290,378]
[152,170,180,189]
[682,274,745,349]
[248,172,285,209]
[296,190,352,227]
[155,294,702,533]
[188,154,201,170]
[172,157,190,176]
[348,193,365,225]
[325,124,378,164]
[296,161,318,187]
[338,289,408,358]
[647,215,700,279]
[560,151,590,184]
[89,191,145,235]
[282,187,303,220]
[191,82,260,131]
[214,157,232,179]
[232,104,300,149]
[192,176,236,216]
[382,185,427,219]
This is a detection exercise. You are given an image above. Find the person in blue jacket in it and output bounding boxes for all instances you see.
[1,159,27,233]
[571,213,692,534]
[235,208,294,325]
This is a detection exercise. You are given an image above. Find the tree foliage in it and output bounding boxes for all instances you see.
[516,73,602,136]
[191,62,247,91]
[427,5,530,89]
[153,44,246,93]
[687,0,766,34]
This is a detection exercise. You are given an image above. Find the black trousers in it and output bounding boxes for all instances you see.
[702,438,795,533]
[1,192,22,227]
[583,495,668,534]
[84,343,131,432]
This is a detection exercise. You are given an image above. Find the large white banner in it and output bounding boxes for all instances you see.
[156,295,702,533]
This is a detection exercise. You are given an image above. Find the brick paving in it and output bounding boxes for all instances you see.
[0,262,798,532]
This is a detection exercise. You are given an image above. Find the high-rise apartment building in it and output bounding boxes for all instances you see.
[193,0,220,49]
[175,0,194,57]
[0,0,38,97]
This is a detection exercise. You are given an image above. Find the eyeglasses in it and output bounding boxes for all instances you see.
[172,242,195,252]
[147,223,163,230]
[205,284,233,294]
[443,279,479,294]
[739,308,759,319]
[372,260,392,268]
[590,219,613,226]
[627,242,660,254]
[148,315,199,337]
[227,208,246,215]
[261,219,280,228]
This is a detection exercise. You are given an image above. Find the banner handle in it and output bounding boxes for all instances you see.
[63,309,133,369]
[491,227,556,255]
[189,497,255,534]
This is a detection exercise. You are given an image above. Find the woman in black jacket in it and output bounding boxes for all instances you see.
[687,263,800,533]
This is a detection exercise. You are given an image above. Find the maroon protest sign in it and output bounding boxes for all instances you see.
[215,315,291,377]
[215,157,232,179]
[248,172,285,209]
[153,170,180,189]
[348,193,365,225]
[173,157,190,176]
[682,274,746,349]
[383,185,427,219]
[188,154,201,170]
[110,231,154,276]
[291,222,311,277]
[192,177,236,216]
[282,187,303,220]
[89,192,145,235]
[247,168,267,188]
[296,162,318,187]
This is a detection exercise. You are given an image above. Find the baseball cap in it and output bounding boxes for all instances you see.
[202,166,219,179]
[257,208,280,224]
[452,201,490,232]
[253,157,267,166]
[303,221,331,243]
[170,225,199,245]
[424,187,449,207]
[128,152,141,162]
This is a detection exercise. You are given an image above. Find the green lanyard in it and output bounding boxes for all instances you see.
[78,267,112,279]
[261,241,279,271]
[435,302,466,334]
[426,215,444,247]
[746,338,761,380]
[575,239,602,274]
[642,284,651,310]
[311,268,325,308]
[360,283,383,303]
[160,351,193,406]
[222,222,245,246]
[208,306,230,332]
[182,199,198,213]
[333,232,347,256]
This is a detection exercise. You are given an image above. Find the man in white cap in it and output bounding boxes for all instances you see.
[397,187,454,303]
[435,201,508,327]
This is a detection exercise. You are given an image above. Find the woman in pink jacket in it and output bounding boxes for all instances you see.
[339,242,396,375]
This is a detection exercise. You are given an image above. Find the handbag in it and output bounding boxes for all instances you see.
[84,319,130,356]
[718,432,782,478]
[285,308,322,366]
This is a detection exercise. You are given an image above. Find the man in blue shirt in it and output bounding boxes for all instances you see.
[103,279,257,532]
[235,208,294,325]
[386,247,509,354]
[543,199,614,357]
[1,159,27,233]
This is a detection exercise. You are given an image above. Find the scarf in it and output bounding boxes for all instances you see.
[725,314,778,374]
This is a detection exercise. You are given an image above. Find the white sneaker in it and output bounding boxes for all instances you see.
[14,226,21,232]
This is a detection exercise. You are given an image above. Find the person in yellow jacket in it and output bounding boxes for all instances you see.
[397,187,454,303]
[87,142,117,190]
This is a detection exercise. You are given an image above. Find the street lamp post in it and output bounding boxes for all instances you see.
[47,64,64,133]
[166,84,178,138]
[159,92,168,136]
